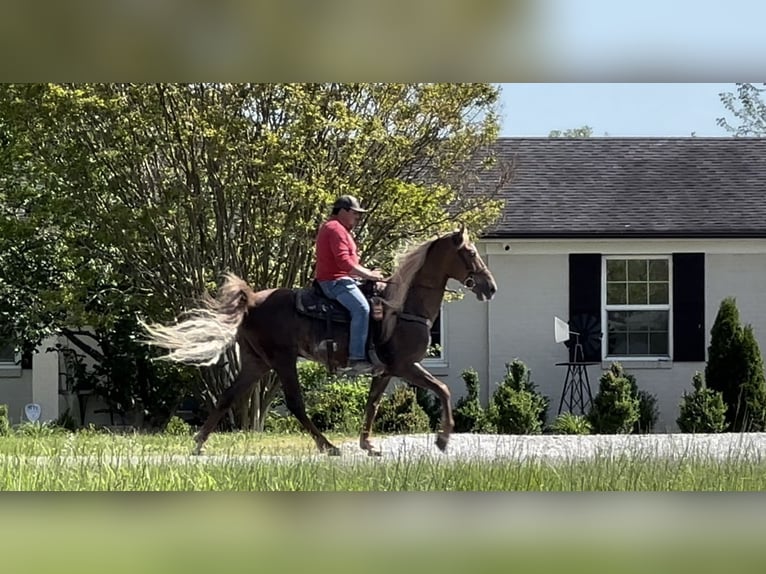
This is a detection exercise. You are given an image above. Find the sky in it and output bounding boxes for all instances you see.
[492,0,766,138]
[497,83,742,138]
[533,0,766,81]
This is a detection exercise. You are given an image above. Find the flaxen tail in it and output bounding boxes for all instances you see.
[139,273,255,366]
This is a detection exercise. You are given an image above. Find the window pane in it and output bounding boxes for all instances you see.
[607,311,669,356]
[628,259,647,281]
[609,332,627,355]
[606,260,626,282]
[0,342,16,363]
[427,311,442,358]
[627,333,649,355]
[607,282,627,304]
[649,283,669,304]
[648,259,669,281]
[628,283,647,304]
[649,332,669,355]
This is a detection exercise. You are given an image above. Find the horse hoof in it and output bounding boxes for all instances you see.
[326,446,342,457]
[435,435,449,452]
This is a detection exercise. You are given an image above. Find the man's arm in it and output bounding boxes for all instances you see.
[349,263,384,281]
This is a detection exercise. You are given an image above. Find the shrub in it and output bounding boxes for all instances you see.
[736,324,766,431]
[549,412,592,435]
[164,415,192,436]
[374,384,431,434]
[705,297,742,426]
[677,372,728,433]
[414,387,441,431]
[0,404,9,437]
[587,362,640,434]
[488,360,549,434]
[307,377,369,433]
[705,298,766,431]
[56,408,78,432]
[454,368,493,433]
[14,421,67,438]
[625,372,660,433]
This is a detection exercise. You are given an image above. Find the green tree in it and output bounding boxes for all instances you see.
[677,372,728,433]
[705,297,766,431]
[548,125,593,138]
[587,362,639,434]
[717,83,766,136]
[0,83,508,430]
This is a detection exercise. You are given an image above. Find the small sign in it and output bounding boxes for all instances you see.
[24,403,41,422]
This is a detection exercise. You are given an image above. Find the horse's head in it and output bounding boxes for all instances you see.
[444,225,498,302]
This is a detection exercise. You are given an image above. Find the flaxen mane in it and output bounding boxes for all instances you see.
[380,236,438,342]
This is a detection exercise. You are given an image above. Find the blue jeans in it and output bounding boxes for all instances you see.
[318,278,370,361]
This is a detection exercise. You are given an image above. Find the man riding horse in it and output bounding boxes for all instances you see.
[314,195,384,376]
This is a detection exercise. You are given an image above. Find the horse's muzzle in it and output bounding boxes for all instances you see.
[468,273,497,302]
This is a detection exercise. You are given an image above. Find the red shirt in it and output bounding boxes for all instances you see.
[315,219,359,281]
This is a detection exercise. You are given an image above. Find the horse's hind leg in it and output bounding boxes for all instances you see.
[359,374,391,456]
[193,351,270,455]
[273,356,340,456]
[397,362,453,452]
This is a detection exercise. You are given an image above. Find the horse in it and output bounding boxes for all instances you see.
[139,226,498,456]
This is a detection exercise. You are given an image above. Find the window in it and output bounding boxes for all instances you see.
[570,252,703,364]
[423,307,445,364]
[0,341,17,364]
[604,256,670,358]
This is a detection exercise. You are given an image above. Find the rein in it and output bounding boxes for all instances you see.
[375,278,462,295]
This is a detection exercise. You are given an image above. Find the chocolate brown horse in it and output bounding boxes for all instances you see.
[140,226,497,456]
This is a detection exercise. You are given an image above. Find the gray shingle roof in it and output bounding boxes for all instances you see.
[475,137,766,239]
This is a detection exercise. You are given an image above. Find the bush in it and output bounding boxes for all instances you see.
[164,415,192,436]
[737,324,766,431]
[56,408,78,432]
[677,372,728,433]
[14,421,67,438]
[307,377,369,433]
[488,360,549,434]
[549,412,592,435]
[0,404,9,437]
[414,387,441,431]
[705,297,742,426]
[625,372,660,433]
[587,362,640,434]
[705,297,766,431]
[453,368,493,433]
[374,384,431,434]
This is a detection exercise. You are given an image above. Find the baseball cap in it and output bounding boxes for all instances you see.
[332,195,367,212]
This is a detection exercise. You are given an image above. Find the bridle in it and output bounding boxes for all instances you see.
[456,241,488,291]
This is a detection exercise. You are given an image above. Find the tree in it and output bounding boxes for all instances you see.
[717,83,766,136]
[0,83,509,430]
[705,297,743,427]
[548,125,593,138]
[705,297,766,431]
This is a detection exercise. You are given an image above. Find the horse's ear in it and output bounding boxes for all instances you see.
[452,224,466,246]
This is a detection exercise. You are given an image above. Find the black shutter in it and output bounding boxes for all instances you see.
[673,253,705,362]
[569,254,602,362]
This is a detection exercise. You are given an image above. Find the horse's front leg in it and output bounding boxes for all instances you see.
[359,374,391,456]
[397,362,453,452]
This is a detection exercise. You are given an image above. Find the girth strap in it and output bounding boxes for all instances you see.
[397,312,432,329]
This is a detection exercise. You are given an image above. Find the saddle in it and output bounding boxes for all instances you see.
[295,280,384,323]
[295,279,387,372]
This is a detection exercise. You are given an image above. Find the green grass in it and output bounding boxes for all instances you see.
[2,428,766,491]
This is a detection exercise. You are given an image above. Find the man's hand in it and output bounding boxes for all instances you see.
[367,269,385,281]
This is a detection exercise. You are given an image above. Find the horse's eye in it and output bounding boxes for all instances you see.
[468,249,477,258]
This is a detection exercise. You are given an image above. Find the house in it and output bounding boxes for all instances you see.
[426,137,766,431]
